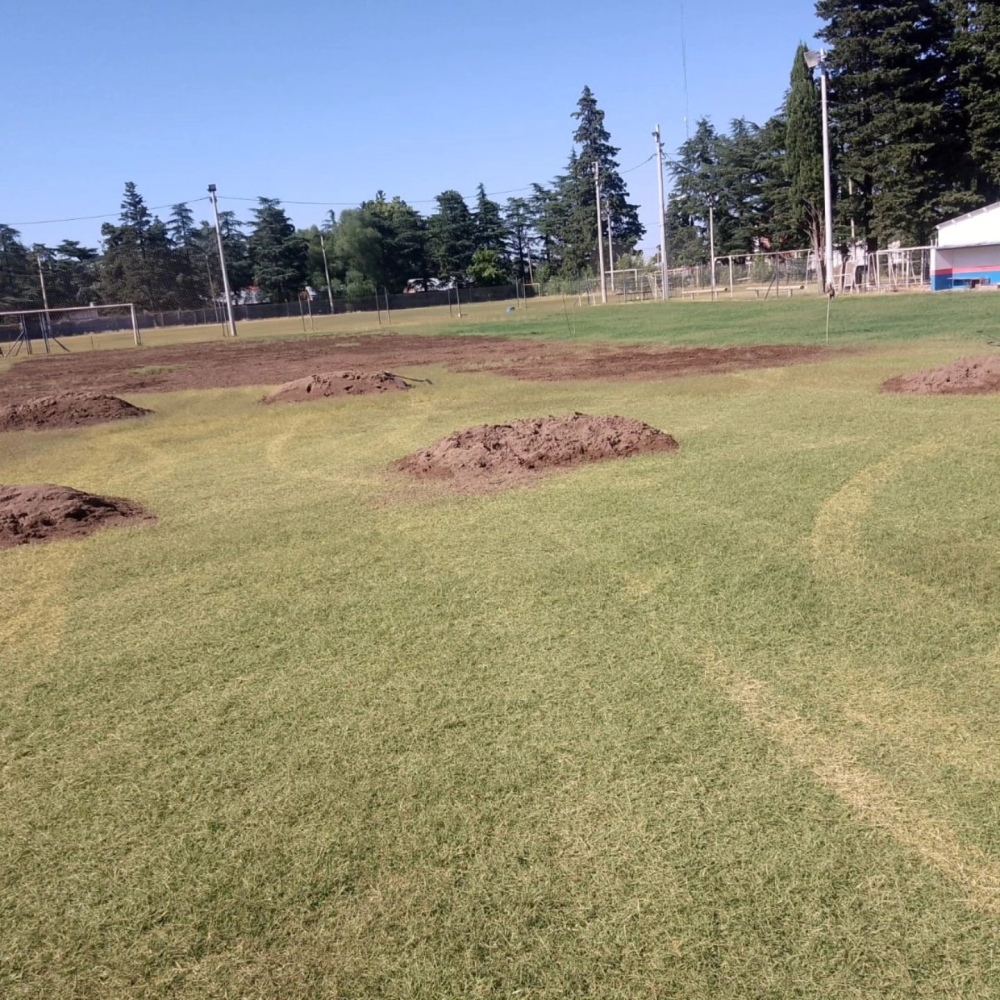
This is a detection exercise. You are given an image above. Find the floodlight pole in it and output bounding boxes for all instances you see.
[208,184,238,337]
[819,57,835,294]
[654,125,669,300]
[594,163,607,304]
[805,49,836,294]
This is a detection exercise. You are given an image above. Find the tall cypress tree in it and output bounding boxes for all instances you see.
[785,44,826,271]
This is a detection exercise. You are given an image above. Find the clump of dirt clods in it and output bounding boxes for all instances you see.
[0,392,150,432]
[262,370,415,403]
[0,484,156,549]
[395,412,679,492]
[882,355,1000,394]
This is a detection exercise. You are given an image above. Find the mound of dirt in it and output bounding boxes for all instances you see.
[396,413,679,492]
[0,392,150,432]
[262,369,415,403]
[882,355,1000,394]
[0,484,156,549]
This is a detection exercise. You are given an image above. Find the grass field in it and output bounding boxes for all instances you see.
[3,286,999,359]
[3,294,1000,997]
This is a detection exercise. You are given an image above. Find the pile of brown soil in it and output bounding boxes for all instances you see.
[882,355,1000,394]
[0,484,156,549]
[396,413,679,492]
[0,392,150,432]
[262,369,415,403]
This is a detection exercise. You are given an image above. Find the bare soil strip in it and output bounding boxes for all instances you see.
[0,334,832,405]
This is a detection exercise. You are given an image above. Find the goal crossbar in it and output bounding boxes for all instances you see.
[0,302,141,349]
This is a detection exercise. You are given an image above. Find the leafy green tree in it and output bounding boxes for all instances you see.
[334,194,428,293]
[248,198,309,302]
[468,249,508,286]
[428,190,475,279]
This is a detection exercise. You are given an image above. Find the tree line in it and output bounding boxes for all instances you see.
[670,0,999,272]
[0,87,644,313]
[3,1,997,314]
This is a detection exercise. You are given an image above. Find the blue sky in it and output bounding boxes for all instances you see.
[3,0,821,253]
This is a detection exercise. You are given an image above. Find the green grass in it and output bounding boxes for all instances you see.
[3,289,999,365]
[3,300,1000,997]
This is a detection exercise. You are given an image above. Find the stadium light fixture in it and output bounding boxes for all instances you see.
[804,48,835,294]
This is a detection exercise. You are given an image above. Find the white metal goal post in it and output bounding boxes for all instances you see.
[0,303,141,357]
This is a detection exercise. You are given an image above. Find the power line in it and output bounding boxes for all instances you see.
[8,197,210,228]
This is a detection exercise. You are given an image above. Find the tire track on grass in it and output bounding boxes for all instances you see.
[706,661,1000,915]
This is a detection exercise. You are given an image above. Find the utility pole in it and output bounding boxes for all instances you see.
[709,201,717,301]
[653,125,668,300]
[36,251,52,352]
[594,162,607,304]
[208,184,238,338]
[606,203,615,292]
[805,49,835,294]
[320,232,335,313]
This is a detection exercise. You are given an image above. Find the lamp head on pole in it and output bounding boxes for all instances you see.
[208,183,217,194]
[804,49,825,71]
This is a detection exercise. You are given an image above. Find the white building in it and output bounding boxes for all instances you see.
[932,202,1000,291]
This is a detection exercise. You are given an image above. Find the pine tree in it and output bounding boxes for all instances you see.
[952,0,1000,200]
[248,198,309,302]
[504,197,538,282]
[815,0,967,246]
[558,87,644,275]
[427,190,476,279]
[100,182,179,309]
[0,225,37,311]
[666,119,721,266]
[474,184,508,257]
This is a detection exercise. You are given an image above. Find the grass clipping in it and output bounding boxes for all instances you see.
[395,413,679,492]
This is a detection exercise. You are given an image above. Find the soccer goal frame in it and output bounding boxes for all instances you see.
[0,302,141,357]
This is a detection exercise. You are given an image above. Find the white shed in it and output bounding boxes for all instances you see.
[932,202,1000,291]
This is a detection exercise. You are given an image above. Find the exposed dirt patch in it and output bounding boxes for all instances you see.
[0,334,835,404]
[396,413,679,493]
[882,355,1000,394]
[0,392,150,432]
[262,369,415,404]
[0,484,157,549]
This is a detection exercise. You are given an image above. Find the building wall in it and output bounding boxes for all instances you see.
[931,244,1000,291]
[937,205,1000,249]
